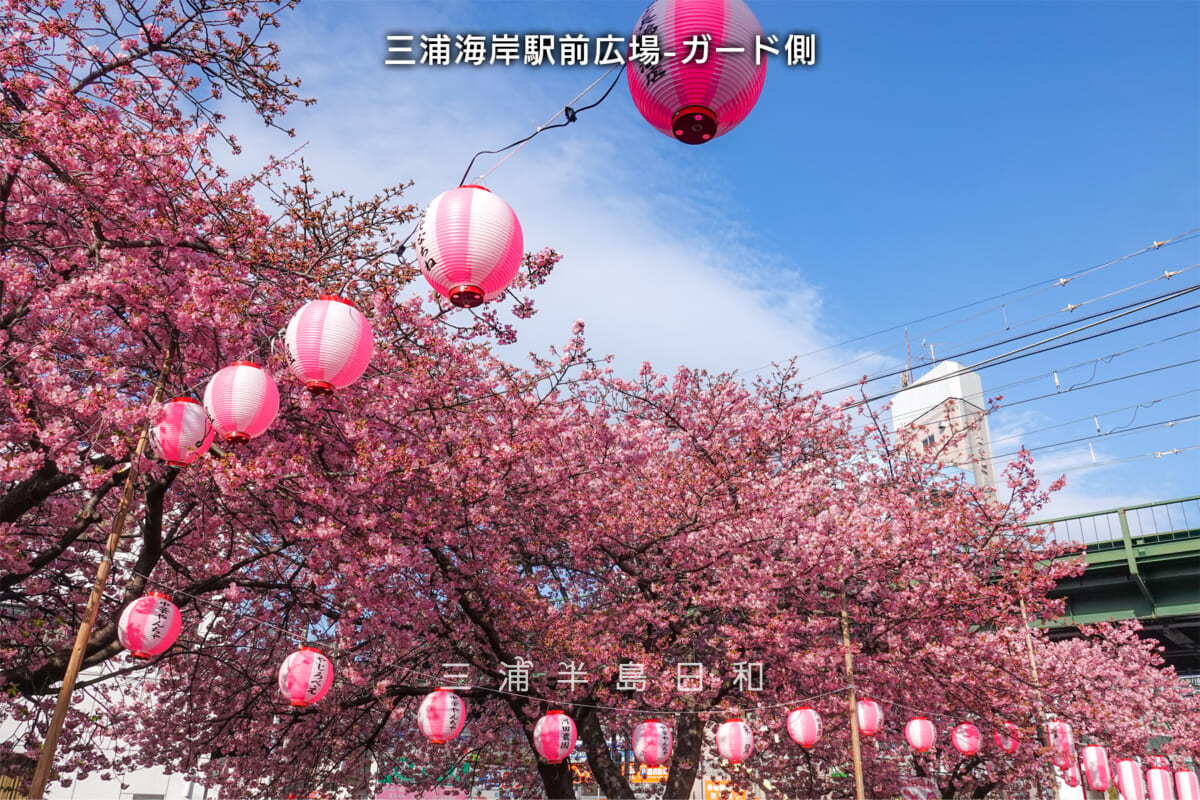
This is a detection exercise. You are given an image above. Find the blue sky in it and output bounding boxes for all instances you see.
[222,0,1200,521]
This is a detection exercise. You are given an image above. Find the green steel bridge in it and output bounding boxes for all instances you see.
[1035,495,1200,678]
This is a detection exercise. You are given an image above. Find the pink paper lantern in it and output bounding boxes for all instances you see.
[1176,771,1200,800]
[284,295,374,394]
[117,592,182,659]
[856,698,883,736]
[533,710,577,763]
[203,361,279,443]
[952,722,981,756]
[627,0,768,145]
[416,689,467,744]
[1047,720,1076,770]
[632,719,673,767]
[904,718,936,753]
[993,721,1020,755]
[278,646,334,707]
[1148,768,1178,800]
[1065,762,1082,789]
[151,397,215,466]
[786,707,822,749]
[414,185,523,308]
[716,718,753,763]
[1117,760,1148,800]
[1082,744,1112,792]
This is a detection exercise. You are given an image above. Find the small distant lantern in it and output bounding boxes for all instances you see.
[857,698,883,736]
[1047,720,1075,770]
[284,296,374,394]
[952,722,981,756]
[416,689,467,744]
[632,719,673,767]
[627,0,768,145]
[993,721,1020,755]
[1117,760,1148,800]
[904,718,936,753]
[278,647,334,707]
[117,592,182,659]
[716,719,753,763]
[414,185,524,308]
[1176,770,1200,800]
[151,398,215,466]
[533,710,577,763]
[786,707,822,749]
[1147,768,1177,800]
[203,361,279,443]
[1149,757,1173,770]
[1082,744,1112,792]
[1065,762,1082,789]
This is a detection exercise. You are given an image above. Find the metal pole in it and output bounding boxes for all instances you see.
[841,592,867,800]
[29,348,175,799]
[1019,597,1060,800]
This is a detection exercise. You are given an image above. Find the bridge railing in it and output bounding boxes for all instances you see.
[1032,495,1200,549]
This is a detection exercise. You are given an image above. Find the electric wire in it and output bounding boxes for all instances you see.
[986,388,1200,448]
[989,414,1200,462]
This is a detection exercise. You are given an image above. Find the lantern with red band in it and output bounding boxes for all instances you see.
[632,719,673,767]
[417,689,467,744]
[993,721,1020,755]
[716,719,753,763]
[414,185,524,309]
[117,592,182,659]
[1081,744,1112,792]
[278,647,334,707]
[952,722,980,756]
[1176,770,1200,800]
[856,698,883,736]
[1065,762,1082,789]
[1047,720,1075,770]
[1117,760,1148,800]
[786,707,822,748]
[904,718,936,753]
[627,0,767,145]
[151,398,214,466]
[203,361,279,443]
[1147,768,1176,800]
[284,296,374,394]
[533,710,576,763]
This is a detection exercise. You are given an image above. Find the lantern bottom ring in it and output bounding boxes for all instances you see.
[305,380,335,395]
[448,284,485,308]
[224,432,251,444]
[671,105,718,145]
[127,651,152,660]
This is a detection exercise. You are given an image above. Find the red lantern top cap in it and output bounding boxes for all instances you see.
[460,184,490,192]
[299,646,324,654]
[146,590,172,601]
[318,294,353,306]
[170,396,200,404]
[546,709,564,715]
[230,360,261,369]
[643,718,661,724]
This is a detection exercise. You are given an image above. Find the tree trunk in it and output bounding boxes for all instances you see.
[578,706,634,799]
[663,713,705,800]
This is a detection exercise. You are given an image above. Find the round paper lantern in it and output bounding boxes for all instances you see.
[993,721,1020,754]
[632,719,673,767]
[1117,760,1148,800]
[416,689,467,744]
[1149,757,1173,770]
[952,722,981,756]
[117,592,182,659]
[1065,762,1082,789]
[1176,770,1200,800]
[716,718,753,763]
[1148,768,1177,800]
[1047,720,1075,769]
[151,397,215,466]
[786,707,822,749]
[284,296,374,394]
[904,717,936,753]
[856,698,883,736]
[413,185,523,308]
[203,361,279,443]
[1082,744,1112,792]
[533,710,577,763]
[278,647,334,707]
[627,0,767,145]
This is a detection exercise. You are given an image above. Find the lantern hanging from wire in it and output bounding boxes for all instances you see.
[952,722,981,756]
[904,718,936,753]
[284,295,374,394]
[151,398,215,466]
[1147,768,1177,800]
[117,592,182,659]
[1082,744,1112,792]
[716,718,753,763]
[786,707,822,749]
[416,689,467,744]
[632,719,673,767]
[627,0,768,145]
[1117,760,1148,800]
[533,710,577,763]
[856,698,883,736]
[203,361,279,443]
[413,185,524,308]
[278,647,334,707]
[1047,720,1075,769]
[1176,770,1200,800]
[993,721,1020,755]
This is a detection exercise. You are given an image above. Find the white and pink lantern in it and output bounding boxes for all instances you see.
[203,361,279,443]
[416,688,467,744]
[627,0,768,145]
[1148,768,1177,800]
[1048,720,1076,769]
[284,296,374,394]
[151,398,215,466]
[857,698,883,736]
[993,721,1020,755]
[632,719,673,767]
[716,718,753,763]
[1065,762,1082,789]
[904,718,936,753]
[117,592,182,659]
[1082,744,1112,792]
[533,710,577,763]
[413,185,524,308]
[278,647,334,707]
[1117,760,1148,800]
[1175,770,1200,800]
[952,722,981,756]
[786,707,822,749]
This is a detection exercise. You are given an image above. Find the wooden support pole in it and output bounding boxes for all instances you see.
[841,592,866,800]
[1019,596,1060,800]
